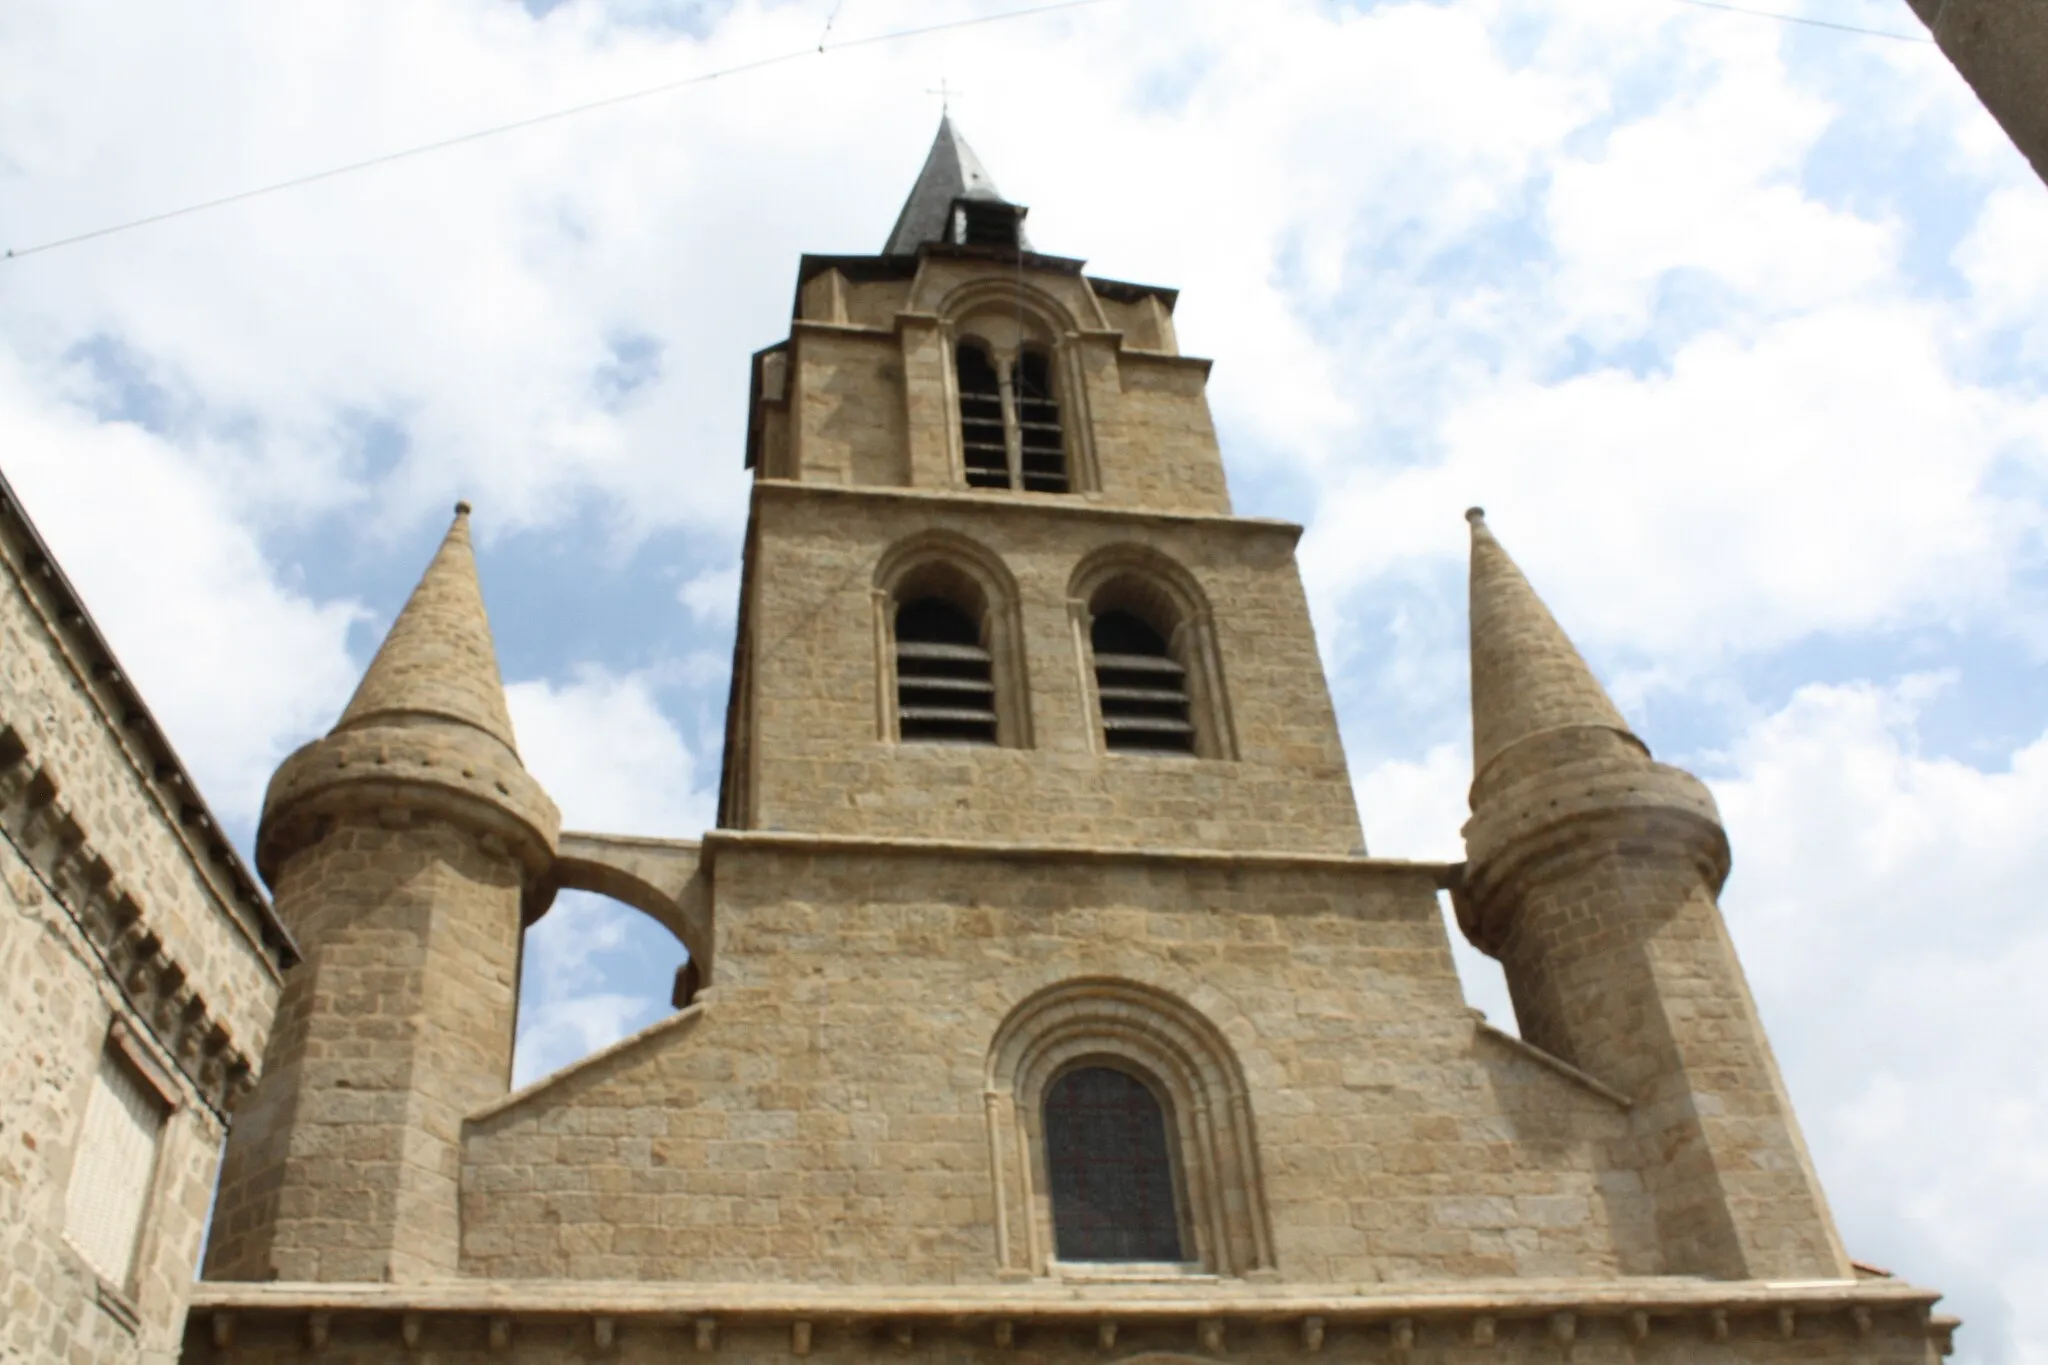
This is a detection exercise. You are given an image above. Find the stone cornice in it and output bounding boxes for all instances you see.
[703,828,1453,883]
[0,723,258,1119]
[187,1277,1952,1355]
[750,478,1301,542]
[0,469,295,973]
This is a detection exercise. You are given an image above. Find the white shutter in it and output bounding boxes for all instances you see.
[63,1046,166,1287]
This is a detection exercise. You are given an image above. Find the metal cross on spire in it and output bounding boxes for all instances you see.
[926,79,962,116]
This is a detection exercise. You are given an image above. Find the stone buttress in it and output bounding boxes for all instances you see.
[203,504,560,1283]
[1454,508,1850,1281]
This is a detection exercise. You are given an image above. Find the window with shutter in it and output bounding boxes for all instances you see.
[895,596,999,744]
[956,343,1009,490]
[954,341,1070,494]
[1091,611,1195,754]
[64,1044,168,1288]
[1015,349,1068,493]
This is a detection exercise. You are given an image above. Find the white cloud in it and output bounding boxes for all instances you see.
[513,889,673,1088]
[1714,679,2048,1360]
[677,563,739,624]
[0,348,362,824]
[506,662,714,836]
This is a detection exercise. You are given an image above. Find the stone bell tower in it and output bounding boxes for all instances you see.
[722,115,1361,852]
[204,505,560,1284]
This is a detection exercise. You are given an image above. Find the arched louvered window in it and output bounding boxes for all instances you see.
[956,343,1009,490]
[1091,611,1194,754]
[1015,349,1068,493]
[954,341,1070,494]
[1044,1065,1185,1263]
[895,596,998,744]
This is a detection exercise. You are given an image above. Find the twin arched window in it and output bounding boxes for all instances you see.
[955,341,1069,494]
[879,542,1230,758]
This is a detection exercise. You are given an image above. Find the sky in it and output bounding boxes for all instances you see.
[2,0,2043,1356]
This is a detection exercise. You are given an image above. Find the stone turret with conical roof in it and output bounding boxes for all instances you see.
[1455,508,1848,1283]
[205,504,559,1285]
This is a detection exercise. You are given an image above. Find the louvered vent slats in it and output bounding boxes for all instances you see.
[1016,351,1070,493]
[897,599,998,744]
[1092,612,1195,754]
[954,342,1070,494]
[64,1045,166,1287]
[956,344,1009,489]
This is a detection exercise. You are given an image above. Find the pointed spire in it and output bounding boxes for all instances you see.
[335,501,520,756]
[1466,507,1638,790]
[883,115,1030,255]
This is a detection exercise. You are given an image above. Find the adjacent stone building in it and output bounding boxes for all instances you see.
[168,120,1956,1360]
[1906,0,2048,187]
[0,468,296,1364]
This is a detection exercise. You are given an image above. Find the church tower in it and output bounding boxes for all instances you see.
[184,119,1952,1362]
[719,115,1361,855]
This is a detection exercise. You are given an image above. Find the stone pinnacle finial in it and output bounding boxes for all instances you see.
[334,504,519,755]
[1466,509,1637,797]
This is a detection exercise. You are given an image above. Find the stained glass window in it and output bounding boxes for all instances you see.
[1044,1065,1184,1262]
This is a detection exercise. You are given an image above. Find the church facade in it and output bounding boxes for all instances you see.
[131,120,1948,1360]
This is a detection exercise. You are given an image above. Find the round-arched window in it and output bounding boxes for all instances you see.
[1043,1065,1185,1262]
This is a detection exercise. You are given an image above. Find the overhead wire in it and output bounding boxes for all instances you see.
[1,0,1112,264]
[1660,0,1933,43]
[2,0,1936,266]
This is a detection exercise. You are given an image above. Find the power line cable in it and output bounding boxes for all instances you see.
[2,0,1936,265]
[1,0,1111,264]
[1662,0,1933,43]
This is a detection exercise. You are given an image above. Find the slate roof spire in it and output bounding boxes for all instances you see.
[1464,507,1639,793]
[334,500,521,756]
[883,115,1031,255]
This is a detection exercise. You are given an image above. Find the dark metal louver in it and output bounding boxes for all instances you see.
[1092,611,1194,754]
[1016,350,1069,494]
[896,597,998,744]
[956,343,1009,489]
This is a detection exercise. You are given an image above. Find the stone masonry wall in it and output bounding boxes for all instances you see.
[0,841,231,1365]
[458,842,1649,1285]
[0,506,286,1363]
[1490,816,1847,1284]
[766,262,1233,517]
[736,485,1360,853]
[206,816,525,1285]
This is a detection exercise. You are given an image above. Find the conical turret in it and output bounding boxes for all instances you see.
[212,505,559,1284]
[1465,506,1641,802]
[254,503,557,889]
[1454,509,1847,1282]
[333,500,518,753]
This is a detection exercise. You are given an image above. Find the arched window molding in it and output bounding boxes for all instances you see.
[937,280,1099,495]
[1068,547,1238,761]
[872,531,1032,749]
[984,978,1275,1279]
